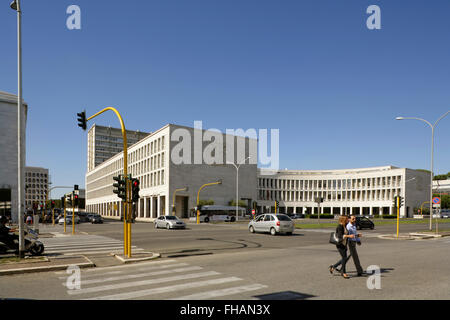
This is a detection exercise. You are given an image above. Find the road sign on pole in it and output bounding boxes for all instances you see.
[432,197,441,205]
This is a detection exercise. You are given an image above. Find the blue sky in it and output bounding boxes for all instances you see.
[1,0,449,198]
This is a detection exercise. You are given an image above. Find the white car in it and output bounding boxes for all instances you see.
[58,215,80,225]
[154,215,186,229]
[248,214,294,236]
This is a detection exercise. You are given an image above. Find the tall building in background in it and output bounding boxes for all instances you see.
[24,166,49,211]
[0,91,27,222]
[87,124,150,172]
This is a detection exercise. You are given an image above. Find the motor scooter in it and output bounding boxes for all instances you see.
[0,225,45,256]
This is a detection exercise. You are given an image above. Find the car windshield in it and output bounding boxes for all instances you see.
[165,216,178,220]
[276,215,292,221]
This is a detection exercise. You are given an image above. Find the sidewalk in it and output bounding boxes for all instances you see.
[0,227,160,275]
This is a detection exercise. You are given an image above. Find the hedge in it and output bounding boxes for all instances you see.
[381,215,397,219]
[306,214,334,219]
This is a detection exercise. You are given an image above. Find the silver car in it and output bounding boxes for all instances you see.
[154,215,186,229]
[248,214,294,236]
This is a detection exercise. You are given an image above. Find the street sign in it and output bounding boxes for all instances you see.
[432,197,441,205]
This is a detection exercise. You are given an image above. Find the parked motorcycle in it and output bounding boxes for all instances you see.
[0,225,45,256]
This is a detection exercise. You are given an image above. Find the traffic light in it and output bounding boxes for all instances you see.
[77,111,87,131]
[399,196,404,208]
[74,194,79,207]
[51,200,55,209]
[61,196,65,209]
[275,200,279,207]
[132,178,140,203]
[74,184,79,191]
[113,175,126,200]
[66,194,72,207]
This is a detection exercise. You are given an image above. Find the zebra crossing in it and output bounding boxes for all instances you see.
[58,259,268,300]
[42,234,145,255]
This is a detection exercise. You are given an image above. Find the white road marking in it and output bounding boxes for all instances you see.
[172,283,268,300]
[85,277,243,300]
[63,266,203,286]
[67,271,221,295]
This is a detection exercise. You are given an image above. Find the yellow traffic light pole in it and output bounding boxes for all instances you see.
[172,187,188,214]
[396,196,400,238]
[63,197,67,233]
[85,107,131,257]
[197,181,222,224]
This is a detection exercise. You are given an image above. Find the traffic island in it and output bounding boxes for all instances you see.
[113,252,160,264]
[378,234,418,240]
[0,254,95,275]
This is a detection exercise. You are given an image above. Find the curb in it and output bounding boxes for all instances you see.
[113,252,161,264]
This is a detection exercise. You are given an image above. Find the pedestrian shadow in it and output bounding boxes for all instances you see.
[254,291,316,300]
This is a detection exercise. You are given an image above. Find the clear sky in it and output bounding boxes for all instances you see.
[1,0,449,199]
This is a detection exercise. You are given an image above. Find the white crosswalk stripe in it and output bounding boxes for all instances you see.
[42,234,145,255]
[60,259,267,300]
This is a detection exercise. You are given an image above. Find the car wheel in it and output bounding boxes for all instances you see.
[204,217,209,223]
[270,228,277,236]
[370,225,374,230]
[166,224,170,230]
[249,226,255,233]
[230,217,235,222]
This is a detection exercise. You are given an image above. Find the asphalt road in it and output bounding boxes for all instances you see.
[1,219,450,300]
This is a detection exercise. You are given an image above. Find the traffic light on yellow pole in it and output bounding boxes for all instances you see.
[77,107,130,257]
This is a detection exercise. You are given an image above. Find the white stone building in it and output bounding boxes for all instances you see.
[87,124,150,172]
[0,91,27,222]
[85,124,257,220]
[24,166,49,210]
[257,166,430,218]
[433,179,450,195]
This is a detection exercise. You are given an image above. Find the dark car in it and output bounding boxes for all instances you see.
[356,216,375,230]
[77,212,91,222]
[89,214,103,224]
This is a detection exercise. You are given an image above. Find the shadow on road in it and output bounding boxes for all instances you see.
[254,291,317,300]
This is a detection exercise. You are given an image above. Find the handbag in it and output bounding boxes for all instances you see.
[329,232,340,245]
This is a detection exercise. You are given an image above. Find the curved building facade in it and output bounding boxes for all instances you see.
[257,166,430,218]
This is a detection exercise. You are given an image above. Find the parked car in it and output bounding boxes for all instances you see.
[77,212,91,222]
[248,214,294,236]
[154,215,186,229]
[58,215,80,225]
[355,216,375,230]
[89,214,104,224]
[440,210,450,219]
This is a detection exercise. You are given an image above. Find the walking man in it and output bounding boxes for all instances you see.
[347,215,364,276]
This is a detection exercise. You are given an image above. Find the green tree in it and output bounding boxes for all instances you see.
[198,199,214,206]
[228,200,247,207]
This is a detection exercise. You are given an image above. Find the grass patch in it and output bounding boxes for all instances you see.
[295,219,448,229]
[0,256,47,265]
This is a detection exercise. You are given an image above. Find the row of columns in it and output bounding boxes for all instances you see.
[87,195,166,219]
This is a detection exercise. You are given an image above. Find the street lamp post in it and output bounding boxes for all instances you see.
[172,187,188,215]
[396,111,450,231]
[196,181,222,224]
[10,0,25,258]
[227,156,251,222]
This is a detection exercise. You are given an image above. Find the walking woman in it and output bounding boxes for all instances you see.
[329,215,354,279]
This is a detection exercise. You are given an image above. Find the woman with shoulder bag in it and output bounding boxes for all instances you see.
[329,215,354,279]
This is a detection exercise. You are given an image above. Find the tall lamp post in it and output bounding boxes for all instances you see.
[396,110,450,231]
[10,0,24,258]
[227,156,251,222]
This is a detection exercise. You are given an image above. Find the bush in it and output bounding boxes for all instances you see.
[307,214,334,219]
[381,215,397,219]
